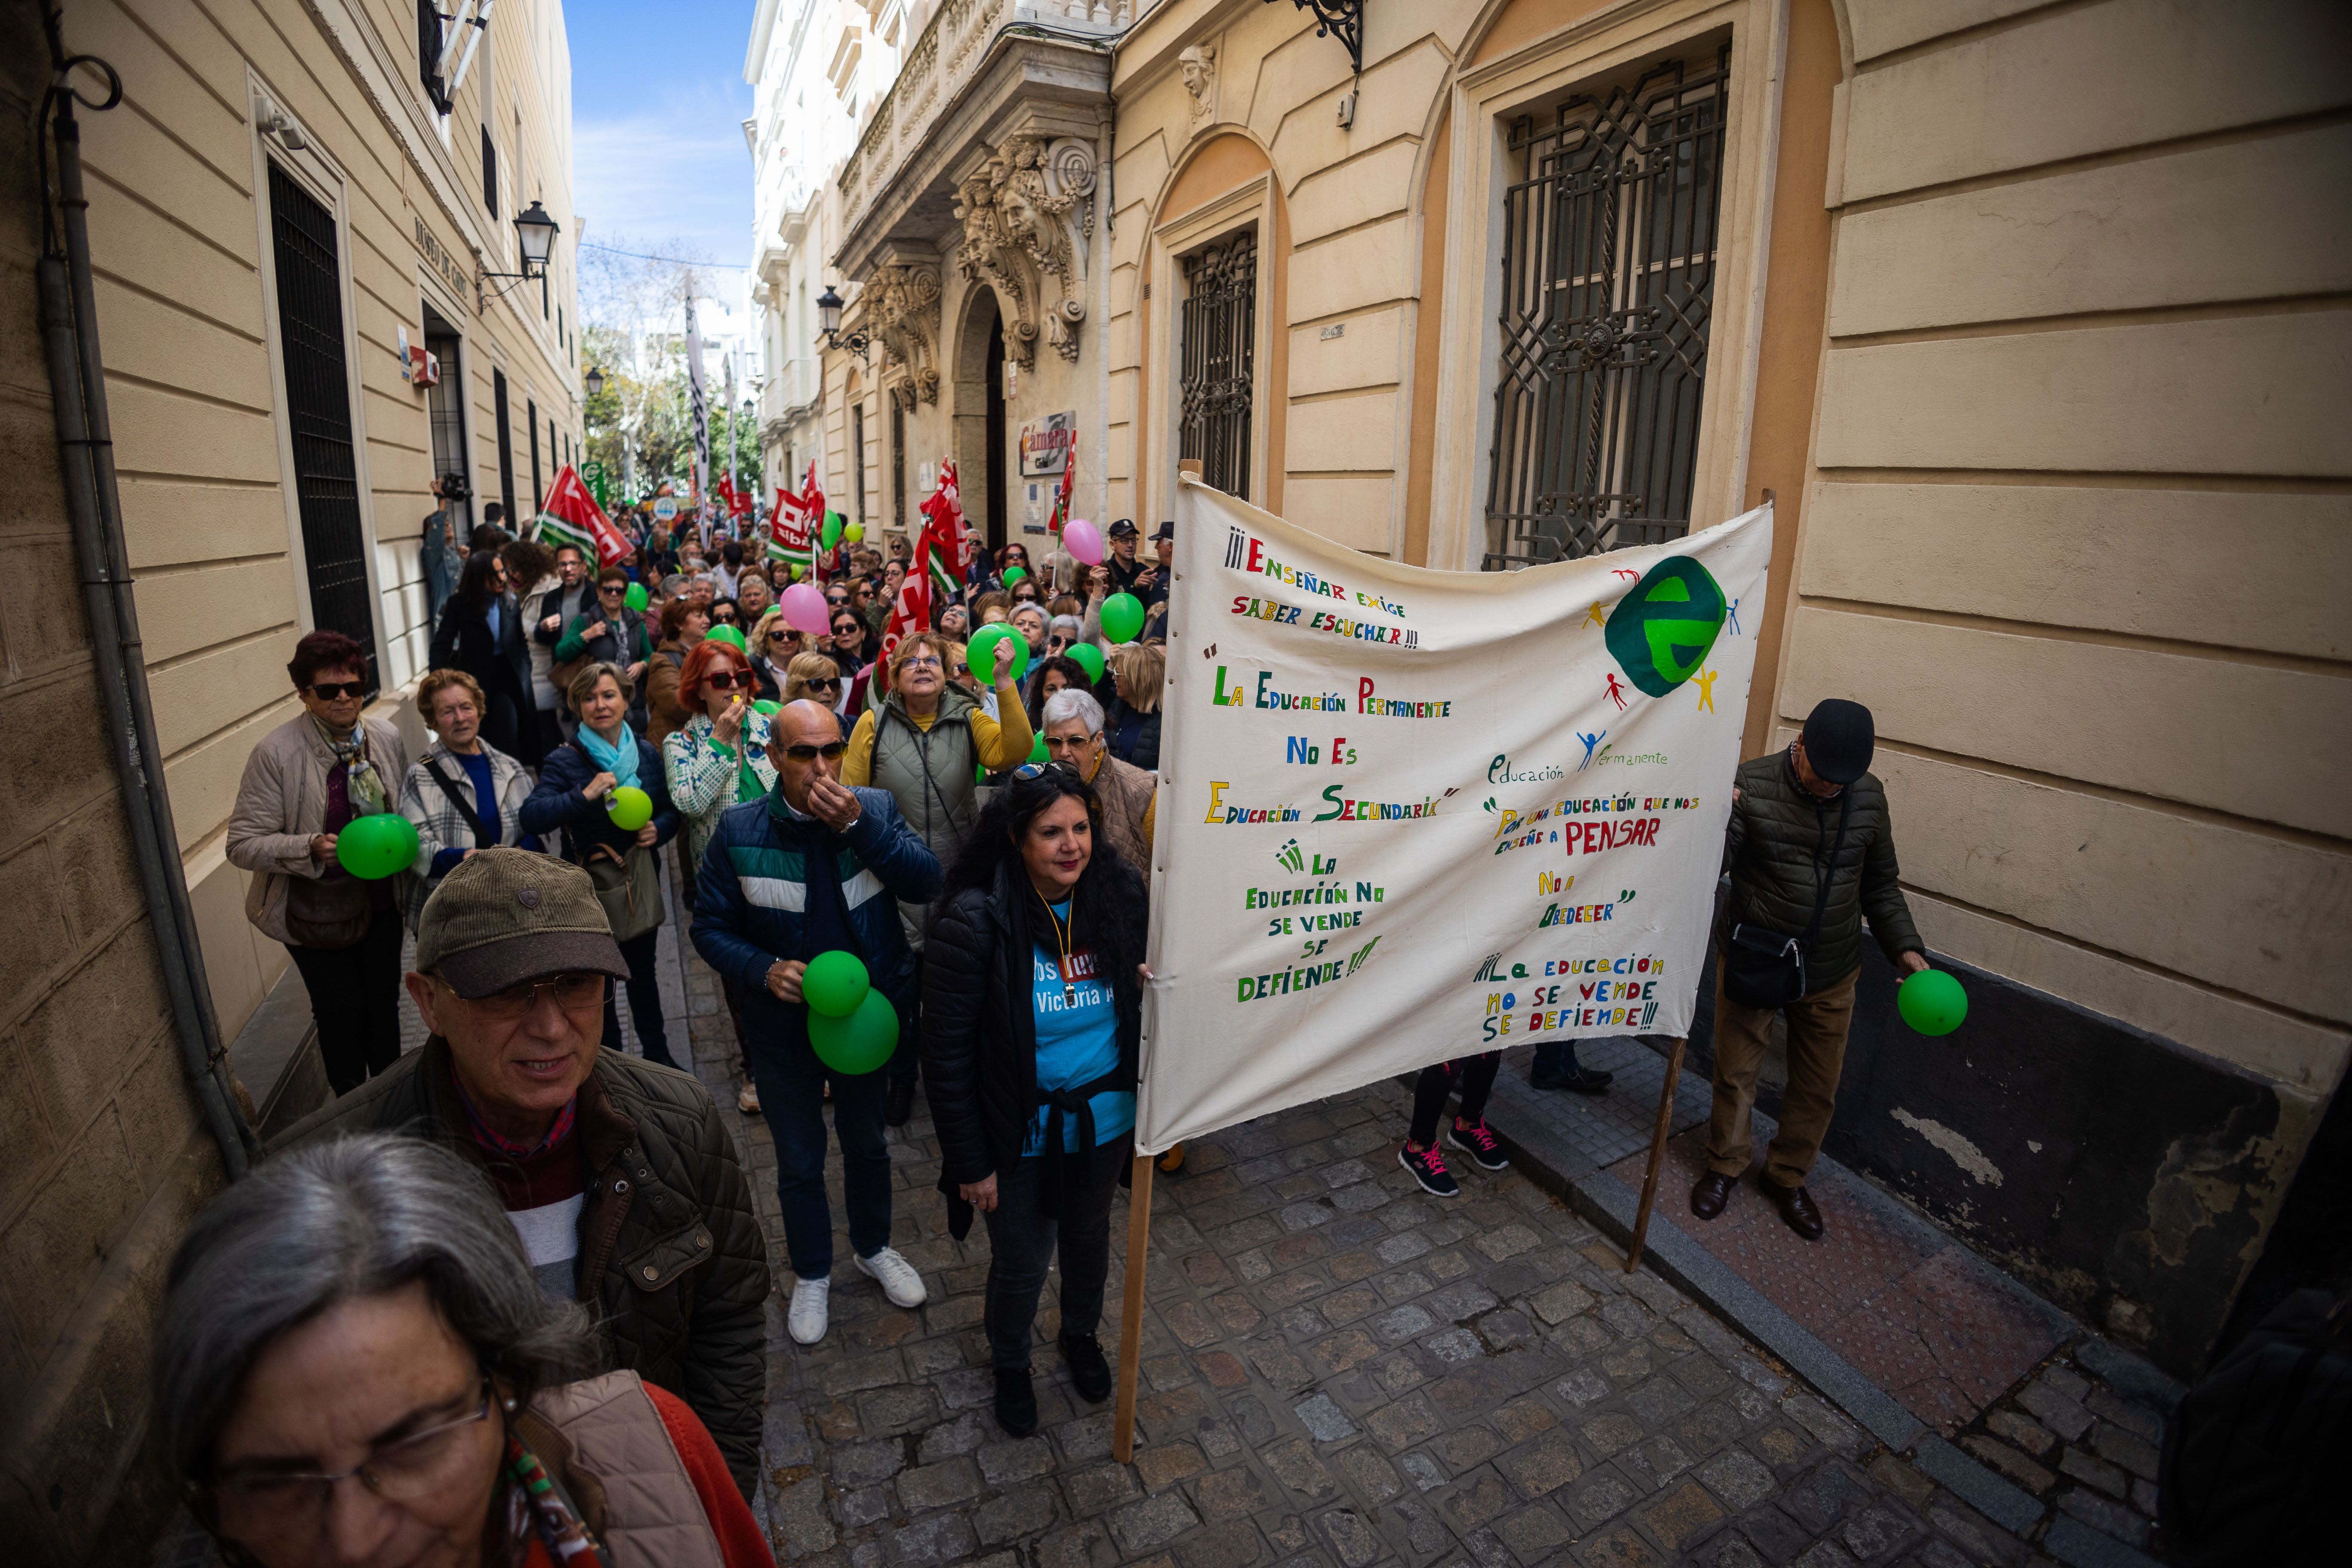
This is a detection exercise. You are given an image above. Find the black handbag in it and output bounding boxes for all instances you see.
[1722,790,1848,1008]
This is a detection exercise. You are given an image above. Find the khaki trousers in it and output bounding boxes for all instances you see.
[1705,960,1859,1188]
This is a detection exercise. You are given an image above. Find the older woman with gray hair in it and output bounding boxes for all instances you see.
[1038,686,1155,877]
[152,1133,770,1565]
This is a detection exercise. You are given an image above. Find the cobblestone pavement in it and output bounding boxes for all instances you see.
[669,898,2172,1567]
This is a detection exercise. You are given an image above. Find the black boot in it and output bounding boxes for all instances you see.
[1061,1334,1112,1403]
[1530,1065,1614,1095]
[884,1074,917,1127]
[994,1366,1038,1436]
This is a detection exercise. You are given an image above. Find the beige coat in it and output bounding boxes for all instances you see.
[226,710,410,943]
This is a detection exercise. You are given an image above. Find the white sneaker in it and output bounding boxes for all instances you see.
[855,1246,928,1308]
[787,1276,830,1344]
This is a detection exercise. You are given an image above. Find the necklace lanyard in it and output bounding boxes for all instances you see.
[1039,892,1078,1006]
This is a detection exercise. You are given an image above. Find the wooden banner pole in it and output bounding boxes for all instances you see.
[1111,1152,1155,1464]
[1626,1036,1688,1275]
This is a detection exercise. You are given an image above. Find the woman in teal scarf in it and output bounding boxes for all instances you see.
[522,662,683,1067]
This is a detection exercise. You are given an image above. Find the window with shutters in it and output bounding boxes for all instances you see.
[266,162,379,686]
[493,368,517,524]
[1483,43,1730,568]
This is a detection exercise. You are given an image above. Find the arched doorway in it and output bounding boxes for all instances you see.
[952,287,1009,557]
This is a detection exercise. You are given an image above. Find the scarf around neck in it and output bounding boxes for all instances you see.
[311,714,388,816]
[576,722,640,789]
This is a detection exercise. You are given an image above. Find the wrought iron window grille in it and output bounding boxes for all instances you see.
[1483,43,1731,571]
[1179,230,1258,499]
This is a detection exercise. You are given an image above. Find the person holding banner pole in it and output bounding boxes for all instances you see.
[922,764,1149,1439]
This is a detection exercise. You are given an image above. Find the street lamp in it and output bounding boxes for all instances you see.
[512,200,559,278]
[816,283,870,362]
[584,364,606,398]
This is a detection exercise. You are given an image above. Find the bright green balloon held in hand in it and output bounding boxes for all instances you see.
[623,582,649,612]
[802,950,871,1019]
[604,786,653,833]
[1897,969,1968,1036]
[808,990,898,1075]
[1067,642,1104,683]
[1604,556,1727,698]
[821,512,844,551]
[336,812,418,880]
[966,623,1030,684]
[1101,592,1145,644]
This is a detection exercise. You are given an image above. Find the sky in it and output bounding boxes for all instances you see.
[567,0,756,276]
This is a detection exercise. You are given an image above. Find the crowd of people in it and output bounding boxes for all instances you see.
[197,479,1921,1561]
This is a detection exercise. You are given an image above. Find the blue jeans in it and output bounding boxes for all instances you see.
[751,1029,892,1279]
[1533,1040,1592,1081]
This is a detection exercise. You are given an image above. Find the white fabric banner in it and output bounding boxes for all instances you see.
[1137,481,1773,1153]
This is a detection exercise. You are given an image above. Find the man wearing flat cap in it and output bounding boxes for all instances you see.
[271,848,767,1498]
[1693,699,1930,1241]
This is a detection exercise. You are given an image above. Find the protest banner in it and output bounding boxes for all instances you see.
[1109,475,1771,1457]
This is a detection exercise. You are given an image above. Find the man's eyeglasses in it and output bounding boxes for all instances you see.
[713,612,738,624]
[196,1378,494,1540]
[307,681,366,700]
[441,973,606,1020]
[600,584,625,595]
[780,741,848,760]
[701,670,755,691]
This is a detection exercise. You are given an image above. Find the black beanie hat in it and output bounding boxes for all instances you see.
[1802,698,1875,785]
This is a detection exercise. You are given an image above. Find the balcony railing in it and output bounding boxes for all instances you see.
[836,0,1130,242]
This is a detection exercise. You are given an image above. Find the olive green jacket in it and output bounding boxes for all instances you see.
[269,1038,768,1496]
[1720,747,1923,987]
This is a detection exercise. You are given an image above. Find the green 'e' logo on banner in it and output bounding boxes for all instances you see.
[1605,556,1727,697]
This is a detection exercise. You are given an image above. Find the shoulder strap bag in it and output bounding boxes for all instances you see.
[423,759,495,846]
[1722,789,1849,1009]
[573,741,664,943]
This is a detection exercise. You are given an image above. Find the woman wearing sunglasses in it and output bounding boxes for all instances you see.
[747,606,803,703]
[665,638,781,1116]
[153,1133,771,1568]
[922,764,1149,1436]
[783,650,848,715]
[228,631,411,1096]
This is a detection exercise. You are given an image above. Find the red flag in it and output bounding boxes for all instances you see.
[1047,440,1073,536]
[534,465,632,570]
[916,462,965,603]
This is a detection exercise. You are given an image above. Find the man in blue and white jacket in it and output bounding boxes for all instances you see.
[692,698,943,1344]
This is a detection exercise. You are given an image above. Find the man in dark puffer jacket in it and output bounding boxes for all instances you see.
[272,850,769,1498]
[1694,699,1929,1240]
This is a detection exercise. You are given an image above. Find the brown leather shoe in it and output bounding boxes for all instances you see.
[1761,1178,1825,1240]
[1689,1171,1736,1220]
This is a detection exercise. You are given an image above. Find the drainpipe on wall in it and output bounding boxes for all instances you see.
[36,31,255,1179]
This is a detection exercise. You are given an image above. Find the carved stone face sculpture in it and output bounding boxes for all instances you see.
[1180,45,1216,119]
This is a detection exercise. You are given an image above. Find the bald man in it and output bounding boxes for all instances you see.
[691,699,943,1345]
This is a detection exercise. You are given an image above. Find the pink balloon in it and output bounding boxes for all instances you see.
[1063,518,1104,566]
[781,582,831,635]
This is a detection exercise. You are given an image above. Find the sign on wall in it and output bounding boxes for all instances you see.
[1138,481,1771,1152]
[1020,410,1075,478]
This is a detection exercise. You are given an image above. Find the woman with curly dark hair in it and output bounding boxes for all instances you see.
[921,764,1149,1438]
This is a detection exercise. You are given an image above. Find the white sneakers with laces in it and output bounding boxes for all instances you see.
[857,1246,928,1308]
[787,1276,830,1344]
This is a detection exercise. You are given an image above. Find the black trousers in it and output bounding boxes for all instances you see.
[982,1136,1128,1370]
[286,904,405,1095]
[600,927,674,1068]
[1409,1051,1501,1145]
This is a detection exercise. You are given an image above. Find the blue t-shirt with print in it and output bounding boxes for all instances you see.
[1023,898,1132,1156]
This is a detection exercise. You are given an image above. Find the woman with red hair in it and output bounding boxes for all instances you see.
[663,635,778,1113]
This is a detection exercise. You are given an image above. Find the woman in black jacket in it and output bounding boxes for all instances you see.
[428,551,531,756]
[922,765,1148,1438]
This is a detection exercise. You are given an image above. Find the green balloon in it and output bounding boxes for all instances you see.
[624,582,649,612]
[1101,591,1145,645]
[751,698,781,717]
[605,785,653,833]
[967,623,1029,685]
[1066,641,1104,683]
[1001,565,1027,587]
[1029,732,1049,764]
[808,989,898,1076]
[844,522,864,543]
[1604,555,1727,698]
[336,812,418,880]
[1897,968,1968,1036]
[802,950,871,1020]
[976,761,987,784]
[821,512,844,550]
[706,624,747,652]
